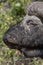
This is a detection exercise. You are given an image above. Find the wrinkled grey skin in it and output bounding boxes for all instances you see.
[21,49,43,57]
[3,15,43,57]
[25,2,43,22]
[3,2,43,57]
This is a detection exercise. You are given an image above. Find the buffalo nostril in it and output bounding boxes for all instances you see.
[4,34,11,40]
[3,33,17,44]
[3,34,12,43]
[3,34,8,43]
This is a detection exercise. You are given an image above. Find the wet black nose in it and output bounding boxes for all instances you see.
[3,33,19,49]
[3,34,8,44]
[3,33,13,48]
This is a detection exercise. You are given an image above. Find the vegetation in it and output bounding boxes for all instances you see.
[0,0,43,65]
